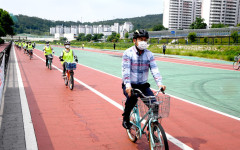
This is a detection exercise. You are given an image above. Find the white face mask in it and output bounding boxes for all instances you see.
[65,45,70,49]
[137,41,148,50]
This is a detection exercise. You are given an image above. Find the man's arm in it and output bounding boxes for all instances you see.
[122,51,132,96]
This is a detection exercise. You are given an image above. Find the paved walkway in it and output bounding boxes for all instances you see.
[0,45,26,149]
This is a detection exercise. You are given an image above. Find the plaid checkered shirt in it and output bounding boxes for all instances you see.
[122,46,162,88]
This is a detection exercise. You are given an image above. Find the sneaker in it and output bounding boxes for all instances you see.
[122,121,132,129]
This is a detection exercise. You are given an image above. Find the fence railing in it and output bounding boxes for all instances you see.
[0,42,12,108]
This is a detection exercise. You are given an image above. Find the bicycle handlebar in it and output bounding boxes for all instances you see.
[132,88,165,98]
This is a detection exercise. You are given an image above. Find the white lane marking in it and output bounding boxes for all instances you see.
[13,47,38,150]
[33,52,193,150]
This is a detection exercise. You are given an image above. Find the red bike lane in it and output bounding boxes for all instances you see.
[16,46,240,150]
[15,46,170,150]
[39,47,240,149]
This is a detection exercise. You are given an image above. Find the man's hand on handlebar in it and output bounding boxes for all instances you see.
[126,87,132,97]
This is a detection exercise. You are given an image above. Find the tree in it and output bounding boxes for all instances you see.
[0,9,15,36]
[231,31,238,44]
[60,37,67,42]
[152,24,165,31]
[107,32,120,42]
[190,17,207,29]
[77,33,86,41]
[125,32,129,39]
[92,33,104,42]
[85,34,92,42]
[188,32,197,43]
[211,23,228,28]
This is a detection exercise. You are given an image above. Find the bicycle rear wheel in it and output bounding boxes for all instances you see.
[126,110,138,143]
[233,61,240,70]
[149,122,169,150]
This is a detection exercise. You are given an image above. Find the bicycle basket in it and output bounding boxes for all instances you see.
[48,54,53,59]
[138,95,170,119]
[66,62,76,70]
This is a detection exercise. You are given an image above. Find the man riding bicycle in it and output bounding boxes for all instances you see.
[59,41,78,77]
[122,29,166,129]
[43,41,54,67]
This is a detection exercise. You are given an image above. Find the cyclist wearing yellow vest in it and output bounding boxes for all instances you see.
[26,41,35,55]
[59,41,78,77]
[43,41,54,67]
[18,41,22,49]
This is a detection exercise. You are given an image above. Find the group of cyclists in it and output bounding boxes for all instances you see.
[14,40,35,56]
[14,40,78,78]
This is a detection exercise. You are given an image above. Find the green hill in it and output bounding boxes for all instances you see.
[13,14,163,35]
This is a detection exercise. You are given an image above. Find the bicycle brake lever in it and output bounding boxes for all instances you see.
[131,89,138,97]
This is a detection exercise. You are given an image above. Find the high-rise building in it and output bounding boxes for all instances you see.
[78,25,86,34]
[202,0,240,27]
[64,26,71,34]
[71,26,78,35]
[164,0,240,29]
[55,25,64,34]
[163,0,202,29]
[50,27,56,35]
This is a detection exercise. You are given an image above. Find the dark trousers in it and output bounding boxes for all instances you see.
[62,62,67,74]
[122,83,155,122]
[163,49,166,55]
[45,55,48,66]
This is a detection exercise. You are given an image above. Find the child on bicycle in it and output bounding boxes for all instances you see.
[43,41,54,67]
[59,41,78,77]
[122,29,166,129]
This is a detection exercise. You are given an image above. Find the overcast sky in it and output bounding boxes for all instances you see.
[1,0,164,22]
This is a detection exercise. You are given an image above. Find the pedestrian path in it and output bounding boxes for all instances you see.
[0,45,26,150]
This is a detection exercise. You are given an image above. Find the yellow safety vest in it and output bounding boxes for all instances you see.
[28,44,33,50]
[44,46,52,55]
[61,49,74,64]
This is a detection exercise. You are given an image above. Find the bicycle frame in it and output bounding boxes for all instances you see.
[130,101,158,139]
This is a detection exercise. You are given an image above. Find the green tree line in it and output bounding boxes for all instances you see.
[0,9,14,44]
[12,14,163,35]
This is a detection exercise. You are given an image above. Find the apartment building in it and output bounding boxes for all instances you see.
[164,0,240,29]
[50,22,133,40]
[202,0,240,27]
[163,0,202,29]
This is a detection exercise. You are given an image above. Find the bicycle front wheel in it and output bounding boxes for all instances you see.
[49,60,52,70]
[69,73,74,90]
[64,76,68,86]
[126,110,138,143]
[149,122,169,150]
[233,61,240,70]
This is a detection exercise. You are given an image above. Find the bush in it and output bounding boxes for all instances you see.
[188,32,197,43]
[0,38,4,44]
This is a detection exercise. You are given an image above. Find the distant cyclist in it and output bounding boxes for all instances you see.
[59,41,78,77]
[121,29,166,129]
[43,41,54,67]
[26,41,35,55]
